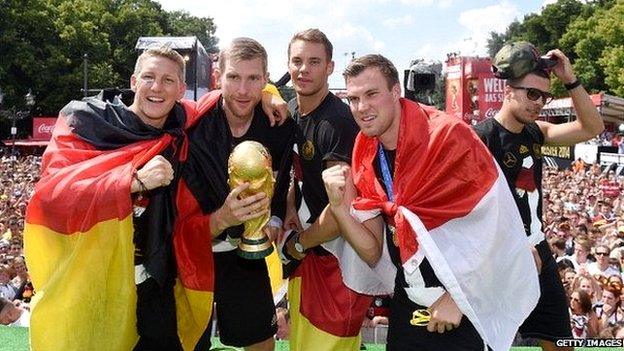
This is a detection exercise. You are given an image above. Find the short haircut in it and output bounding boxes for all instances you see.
[288,28,333,60]
[219,37,267,73]
[508,70,549,87]
[343,54,399,90]
[134,45,186,81]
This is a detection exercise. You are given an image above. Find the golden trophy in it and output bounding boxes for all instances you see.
[228,140,275,259]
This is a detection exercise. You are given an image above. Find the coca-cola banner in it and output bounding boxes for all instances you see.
[33,117,57,140]
[477,74,506,121]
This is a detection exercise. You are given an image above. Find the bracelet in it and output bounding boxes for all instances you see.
[133,171,148,193]
[564,80,582,91]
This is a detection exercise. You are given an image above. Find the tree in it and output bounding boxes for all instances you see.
[562,0,624,96]
[0,0,219,139]
[165,11,219,53]
[486,0,620,96]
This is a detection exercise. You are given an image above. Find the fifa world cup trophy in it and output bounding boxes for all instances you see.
[228,141,275,259]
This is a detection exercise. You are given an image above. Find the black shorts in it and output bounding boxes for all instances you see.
[387,286,487,351]
[213,250,277,347]
[134,277,182,351]
[519,240,572,341]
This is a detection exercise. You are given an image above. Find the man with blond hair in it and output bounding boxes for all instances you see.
[26,45,203,351]
[25,44,288,351]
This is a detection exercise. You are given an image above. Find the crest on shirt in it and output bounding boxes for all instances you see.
[301,140,315,161]
[503,152,517,168]
[519,144,529,154]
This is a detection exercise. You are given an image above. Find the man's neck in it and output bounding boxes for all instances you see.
[494,107,524,133]
[129,104,166,129]
[297,86,329,116]
[378,108,401,150]
[223,102,253,138]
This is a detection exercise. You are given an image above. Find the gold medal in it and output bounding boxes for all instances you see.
[389,225,398,247]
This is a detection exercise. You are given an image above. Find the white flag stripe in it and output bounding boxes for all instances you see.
[401,166,539,351]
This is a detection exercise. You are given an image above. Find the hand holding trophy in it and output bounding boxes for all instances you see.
[228,140,275,259]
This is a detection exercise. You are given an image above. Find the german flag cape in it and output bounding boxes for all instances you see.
[177,90,292,315]
[330,99,540,351]
[288,251,371,351]
[24,96,214,351]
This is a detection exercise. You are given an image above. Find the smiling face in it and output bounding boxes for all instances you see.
[345,67,402,149]
[288,40,333,98]
[502,72,551,127]
[217,57,267,122]
[129,55,186,129]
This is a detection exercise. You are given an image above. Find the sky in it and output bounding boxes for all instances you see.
[156,0,557,89]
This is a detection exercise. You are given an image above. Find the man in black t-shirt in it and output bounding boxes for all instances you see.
[280,29,368,351]
[180,37,295,351]
[474,41,604,351]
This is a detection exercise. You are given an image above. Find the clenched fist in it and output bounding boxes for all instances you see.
[322,164,354,211]
[132,155,174,193]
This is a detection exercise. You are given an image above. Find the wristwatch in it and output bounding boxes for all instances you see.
[293,231,305,254]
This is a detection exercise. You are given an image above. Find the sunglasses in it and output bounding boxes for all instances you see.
[571,297,580,303]
[510,86,554,104]
[595,252,609,256]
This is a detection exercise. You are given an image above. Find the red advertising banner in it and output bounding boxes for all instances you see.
[477,74,506,121]
[445,62,463,119]
[33,117,57,140]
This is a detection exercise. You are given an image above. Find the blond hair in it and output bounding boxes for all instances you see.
[218,37,267,73]
[134,45,186,81]
[288,28,333,60]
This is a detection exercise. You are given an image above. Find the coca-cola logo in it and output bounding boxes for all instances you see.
[484,108,499,119]
[37,124,55,134]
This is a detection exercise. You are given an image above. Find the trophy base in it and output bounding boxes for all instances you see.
[237,237,274,259]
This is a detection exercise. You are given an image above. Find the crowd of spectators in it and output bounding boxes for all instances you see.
[544,160,624,339]
[1,149,624,340]
[0,153,40,326]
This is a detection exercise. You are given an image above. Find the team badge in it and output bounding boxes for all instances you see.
[519,145,529,154]
[301,140,315,161]
[532,144,542,158]
[503,152,517,168]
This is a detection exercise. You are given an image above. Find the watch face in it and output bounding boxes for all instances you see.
[294,241,304,253]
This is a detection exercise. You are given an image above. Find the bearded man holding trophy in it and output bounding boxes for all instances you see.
[175,37,295,351]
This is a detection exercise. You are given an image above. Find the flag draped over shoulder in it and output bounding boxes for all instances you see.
[288,252,370,351]
[24,95,216,351]
[342,98,539,351]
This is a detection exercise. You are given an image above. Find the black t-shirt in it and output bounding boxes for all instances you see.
[473,118,544,237]
[372,148,444,297]
[183,99,296,241]
[287,92,359,223]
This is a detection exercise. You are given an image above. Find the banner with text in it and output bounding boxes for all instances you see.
[33,117,57,140]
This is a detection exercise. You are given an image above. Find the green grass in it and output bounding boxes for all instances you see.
[0,326,621,351]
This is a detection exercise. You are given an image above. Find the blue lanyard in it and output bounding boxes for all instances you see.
[378,144,394,202]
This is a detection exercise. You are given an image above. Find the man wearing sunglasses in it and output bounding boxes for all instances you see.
[474,41,604,351]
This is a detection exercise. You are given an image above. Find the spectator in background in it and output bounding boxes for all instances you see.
[600,170,621,199]
[597,286,624,327]
[0,296,29,327]
[564,237,593,272]
[569,289,600,338]
[0,264,16,300]
[588,245,620,278]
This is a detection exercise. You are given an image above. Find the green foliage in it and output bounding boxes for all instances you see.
[0,0,218,136]
[165,10,219,53]
[487,0,623,96]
